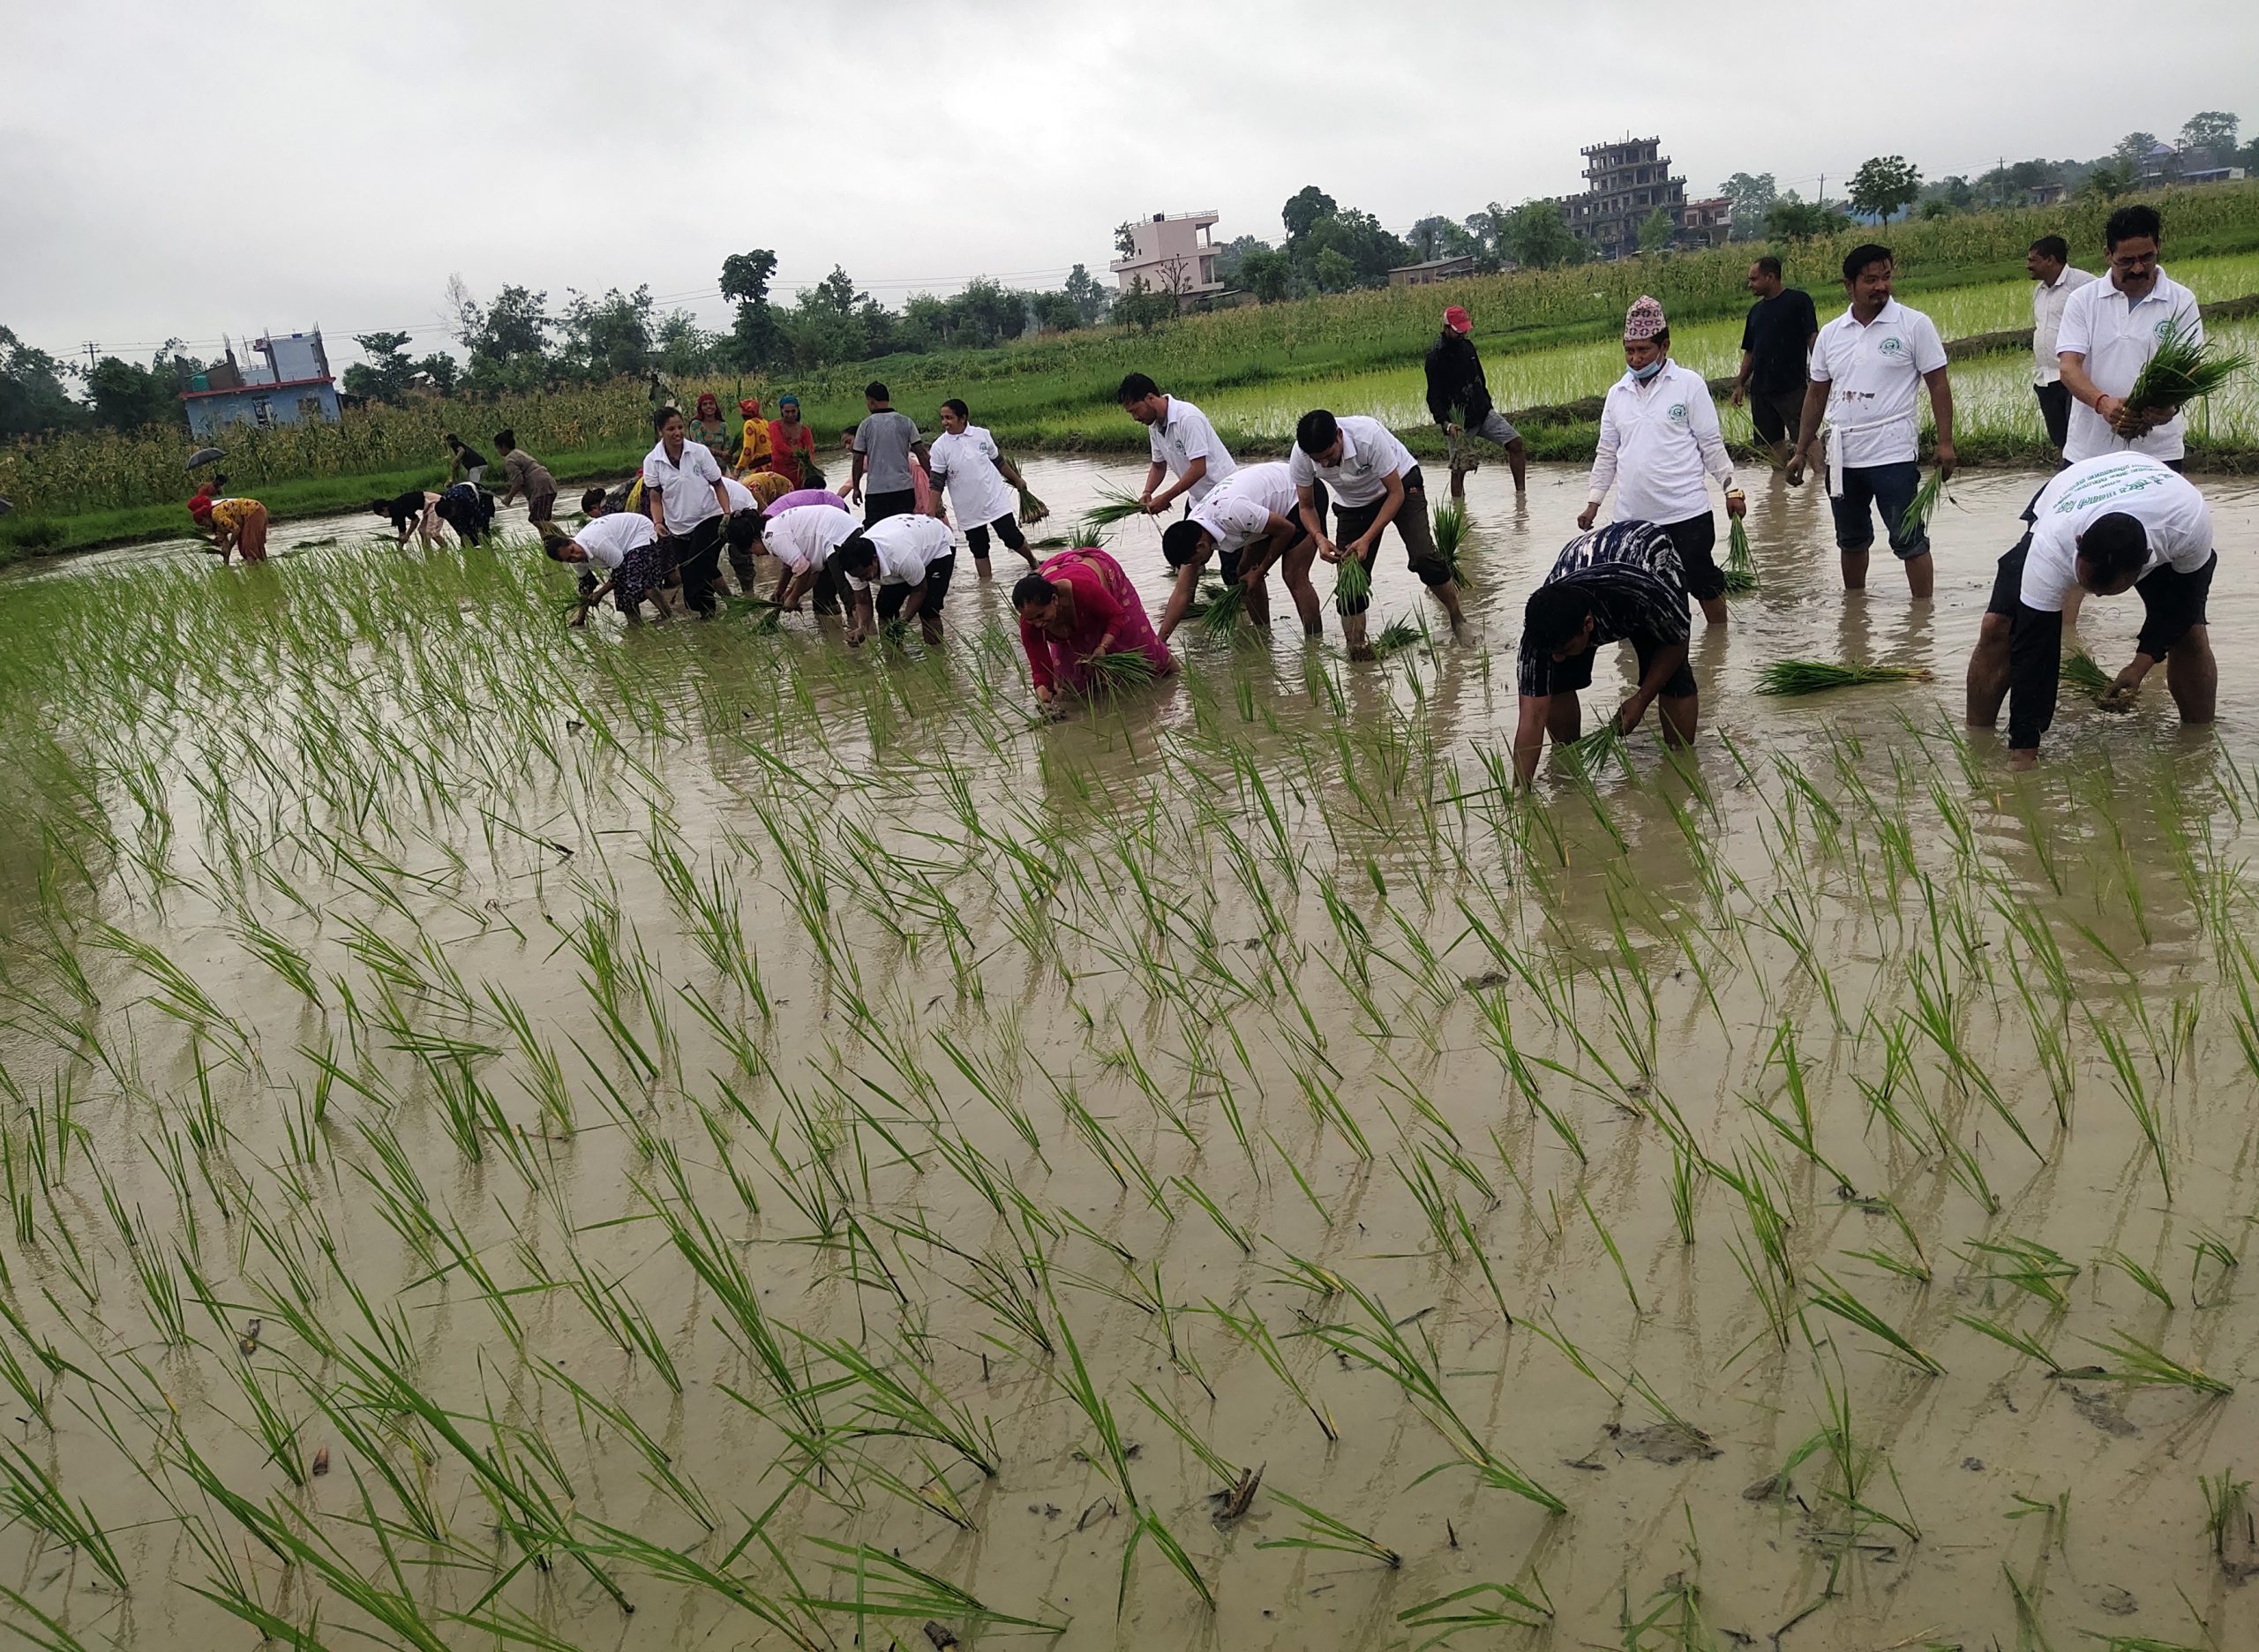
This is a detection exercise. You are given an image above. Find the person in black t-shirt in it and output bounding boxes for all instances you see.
[1423,304,1527,498]
[1731,258,1820,465]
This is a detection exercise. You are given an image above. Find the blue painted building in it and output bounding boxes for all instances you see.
[180,329,341,439]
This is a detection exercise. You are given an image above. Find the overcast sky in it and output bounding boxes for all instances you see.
[5,0,2256,372]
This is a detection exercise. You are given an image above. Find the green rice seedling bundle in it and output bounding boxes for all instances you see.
[1901,468,1950,541]
[2125,320,2255,417]
[1083,650,1158,692]
[2061,650,2113,696]
[1722,515,1757,595]
[1430,498,1471,589]
[1370,619,1422,656]
[1016,484,1051,524]
[1755,658,1933,695]
[1199,580,1248,636]
[1332,552,1371,614]
[1082,487,1149,529]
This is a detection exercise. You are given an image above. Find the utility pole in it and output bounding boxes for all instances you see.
[1817,173,1826,207]
[83,342,97,372]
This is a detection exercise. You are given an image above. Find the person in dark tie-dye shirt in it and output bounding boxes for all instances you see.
[1513,521,1696,783]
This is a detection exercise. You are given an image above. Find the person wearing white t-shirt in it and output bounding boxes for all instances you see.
[928,399,1037,577]
[642,406,733,617]
[544,511,678,625]
[834,513,957,647]
[1154,462,1325,642]
[1964,454,2216,767]
[1291,409,1462,657]
[2057,204,2204,470]
[2026,235,2095,459]
[765,499,862,614]
[1578,295,1745,630]
[1788,244,1955,599]
[1118,372,1237,512]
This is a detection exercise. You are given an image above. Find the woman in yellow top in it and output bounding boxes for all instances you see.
[733,398,772,476]
[191,492,271,562]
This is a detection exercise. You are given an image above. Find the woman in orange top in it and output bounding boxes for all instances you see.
[733,398,772,475]
[767,394,817,486]
[196,494,270,563]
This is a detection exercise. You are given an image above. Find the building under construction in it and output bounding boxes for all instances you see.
[1561,138,1689,260]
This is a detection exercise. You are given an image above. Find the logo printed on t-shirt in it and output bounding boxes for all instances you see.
[1878,335,1907,359]
[1668,403,1689,425]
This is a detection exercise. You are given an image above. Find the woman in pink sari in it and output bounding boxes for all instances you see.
[1012,546,1175,708]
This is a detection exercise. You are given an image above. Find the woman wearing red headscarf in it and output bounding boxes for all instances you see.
[732,397,772,476]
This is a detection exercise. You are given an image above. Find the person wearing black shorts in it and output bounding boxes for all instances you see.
[1289,410,1460,657]
[1580,296,1743,628]
[1731,257,1818,467]
[1512,521,1697,784]
[1965,454,2216,769]
[928,399,1037,578]
[1154,462,1326,641]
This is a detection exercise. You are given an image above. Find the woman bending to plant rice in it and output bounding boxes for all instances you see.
[1512,521,1697,785]
[191,489,270,563]
[1012,547,1175,710]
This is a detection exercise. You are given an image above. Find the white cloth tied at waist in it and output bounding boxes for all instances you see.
[1821,414,1918,497]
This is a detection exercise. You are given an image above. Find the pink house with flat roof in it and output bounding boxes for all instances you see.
[1110,211,1226,307]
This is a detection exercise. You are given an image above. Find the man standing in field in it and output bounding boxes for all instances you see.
[1730,257,1819,468]
[1424,304,1527,498]
[2027,236,2094,462]
[2057,205,2203,470]
[927,399,1038,578]
[1963,453,2215,768]
[1512,521,1696,784]
[1579,296,1744,631]
[1154,461,1325,642]
[849,383,931,526]
[1292,409,1461,657]
[1788,244,1955,599]
[1120,373,1237,514]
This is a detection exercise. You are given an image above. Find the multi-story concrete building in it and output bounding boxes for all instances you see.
[1561,138,1688,260]
[180,329,340,439]
[1110,211,1226,308]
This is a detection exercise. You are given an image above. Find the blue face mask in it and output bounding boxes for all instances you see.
[1630,357,1666,382]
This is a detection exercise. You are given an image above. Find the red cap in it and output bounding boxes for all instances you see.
[1444,305,1472,334]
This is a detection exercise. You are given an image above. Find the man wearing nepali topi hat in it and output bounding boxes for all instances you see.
[1578,296,1743,629]
[1424,304,1527,497]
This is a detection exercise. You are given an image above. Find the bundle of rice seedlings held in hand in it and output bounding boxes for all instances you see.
[1901,467,1951,541]
[1081,486,1149,529]
[1332,552,1371,615]
[1082,650,1158,692]
[2061,650,2113,696]
[1199,578,1248,636]
[1430,499,1471,590]
[2125,320,2255,417]
[1756,658,1933,696]
[1722,516,1757,595]
[1016,484,1050,524]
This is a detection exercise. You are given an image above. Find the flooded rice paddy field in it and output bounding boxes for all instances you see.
[3,457,2259,1650]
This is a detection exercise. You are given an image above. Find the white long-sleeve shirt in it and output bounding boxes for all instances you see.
[1586,361,1735,524]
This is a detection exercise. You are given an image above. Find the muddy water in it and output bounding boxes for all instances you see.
[1,458,2257,1651]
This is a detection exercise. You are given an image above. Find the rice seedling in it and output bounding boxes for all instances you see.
[1430,497,1471,589]
[1198,577,1247,636]
[1016,483,1051,523]
[2080,1329,2233,1397]
[1957,1313,2064,1375]
[1082,485,1149,528]
[1082,650,1160,693]
[1332,552,1371,614]
[2098,1250,2176,1310]
[2124,319,2255,417]
[1397,1580,1554,1644]
[1803,1271,1944,1375]
[2201,1467,2251,1560]
[2061,649,2114,697]
[1755,659,1933,695]
[1900,467,1950,541]
[1722,514,1757,595]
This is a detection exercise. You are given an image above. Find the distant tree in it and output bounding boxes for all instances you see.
[1113,276,1175,333]
[2180,110,2240,156]
[1501,199,1584,271]
[1719,171,1779,236]
[1288,206,1412,289]
[1033,292,1084,333]
[1766,192,1849,241]
[452,281,555,391]
[0,327,80,437]
[1062,262,1109,326]
[1407,214,1480,261]
[415,353,457,395]
[810,267,860,318]
[1848,155,1923,222]
[85,355,184,431]
[1312,248,1356,293]
[1114,222,1139,259]
[342,329,415,402]
[559,286,655,381]
[719,248,783,370]
[2113,131,2159,168]
[2084,158,2136,200]
[1638,206,1677,255]
[1280,185,1339,243]
[1238,247,1292,303]
[657,310,720,377]
[1920,199,1955,220]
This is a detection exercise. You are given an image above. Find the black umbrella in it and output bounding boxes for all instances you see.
[185,447,226,472]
